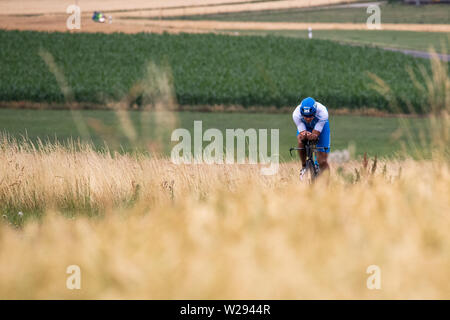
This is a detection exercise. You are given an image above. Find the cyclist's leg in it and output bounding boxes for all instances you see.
[316,121,331,171]
[296,130,307,167]
[317,152,329,171]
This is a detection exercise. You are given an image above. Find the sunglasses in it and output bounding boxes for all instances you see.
[303,115,314,119]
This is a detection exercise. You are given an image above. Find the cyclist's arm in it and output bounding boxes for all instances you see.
[310,123,324,140]
[313,104,328,133]
[292,107,306,133]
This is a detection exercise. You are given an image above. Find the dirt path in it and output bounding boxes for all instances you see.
[1,13,449,34]
[0,14,194,34]
[120,19,450,32]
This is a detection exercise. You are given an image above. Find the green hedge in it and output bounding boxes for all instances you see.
[0,30,440,112]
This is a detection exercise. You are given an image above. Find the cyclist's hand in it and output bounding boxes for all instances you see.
[308,132,318,141]
[298,131,307,142]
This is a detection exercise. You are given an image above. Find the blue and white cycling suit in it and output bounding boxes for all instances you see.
[292,101,331,153]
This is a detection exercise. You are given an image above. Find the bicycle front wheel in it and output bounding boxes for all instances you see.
[300,161,315,184]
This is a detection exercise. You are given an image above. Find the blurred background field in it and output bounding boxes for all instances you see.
[224,29,450,53]
[120,1,450,54]
[167,2,450,23]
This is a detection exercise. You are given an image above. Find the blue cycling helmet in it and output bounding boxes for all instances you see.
[300,97,317,117]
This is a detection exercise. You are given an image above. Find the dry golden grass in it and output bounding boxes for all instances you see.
[0,135,449,299]
[118,19,450,32]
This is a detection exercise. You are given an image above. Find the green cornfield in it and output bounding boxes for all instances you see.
[0,30,441,112]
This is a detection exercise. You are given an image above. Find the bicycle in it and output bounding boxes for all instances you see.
[290,140,328,183]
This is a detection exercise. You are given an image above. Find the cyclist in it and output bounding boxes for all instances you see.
[292,97,330,174]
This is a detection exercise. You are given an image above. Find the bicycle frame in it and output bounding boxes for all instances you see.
[290,140,328,182]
